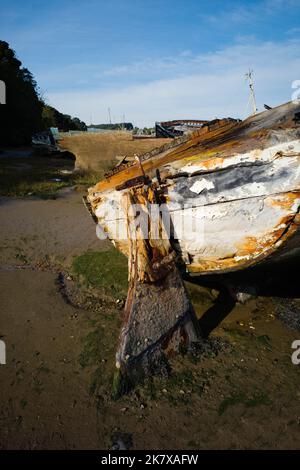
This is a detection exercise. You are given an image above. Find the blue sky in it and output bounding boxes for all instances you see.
[1,0,300,126]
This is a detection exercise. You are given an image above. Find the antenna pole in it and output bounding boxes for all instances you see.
[108,107,112,124]
[246,69,258,115]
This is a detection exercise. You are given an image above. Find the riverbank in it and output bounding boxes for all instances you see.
[0,152,300,449]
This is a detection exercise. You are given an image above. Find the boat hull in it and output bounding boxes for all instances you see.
[87,101,300,276]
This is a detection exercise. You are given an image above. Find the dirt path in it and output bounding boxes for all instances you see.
[0,189,109,268]
[1,189,300,449]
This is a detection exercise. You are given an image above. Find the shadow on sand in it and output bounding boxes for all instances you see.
[184,258,300,338]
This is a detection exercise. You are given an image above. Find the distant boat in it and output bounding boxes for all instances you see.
[155,119,210,138]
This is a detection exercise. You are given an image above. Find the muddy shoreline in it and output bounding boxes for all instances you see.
[0,156,300,449]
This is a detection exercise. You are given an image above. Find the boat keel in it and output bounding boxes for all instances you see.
[112,189,201,398]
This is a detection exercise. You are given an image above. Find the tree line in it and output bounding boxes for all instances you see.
[0,41,87,146]
[89,123,133,131]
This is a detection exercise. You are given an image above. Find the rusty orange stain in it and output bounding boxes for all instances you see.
[187,211,299,275]
[266,192,300,210]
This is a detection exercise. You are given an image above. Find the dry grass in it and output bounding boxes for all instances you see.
[59,131,171,173]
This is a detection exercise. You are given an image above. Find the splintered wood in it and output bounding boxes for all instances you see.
[113,187,200,395]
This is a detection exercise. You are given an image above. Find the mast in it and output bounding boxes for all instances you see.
[245,69,258,115]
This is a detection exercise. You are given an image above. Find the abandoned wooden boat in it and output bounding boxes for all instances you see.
[155,119,209,138]
[86,100,300,393]
[88,101,300,275]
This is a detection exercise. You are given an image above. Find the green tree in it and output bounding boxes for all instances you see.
[41,105,56,128]
[0,41,44,146]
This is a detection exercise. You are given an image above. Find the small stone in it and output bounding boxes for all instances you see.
[179,389,185,395]
[162,389,168,394]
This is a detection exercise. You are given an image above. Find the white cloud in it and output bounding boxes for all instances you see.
[200,0,299,26]
[47,39,300,127]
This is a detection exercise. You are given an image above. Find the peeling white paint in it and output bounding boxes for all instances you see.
[166,154,300,211]
[189,178,215,194]
[175,140,300,176]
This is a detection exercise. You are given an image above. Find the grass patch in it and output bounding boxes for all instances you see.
[256,334,272,350]
[79,328,108,397]
[72,248,128,297]
[31,376,44,394]
[0,155,103,198]
[16,367,25,384]
[168,369,194,389]
[144,379,158,401]
[149,368,207,404]
[0,156,72,197]
[79,324,119,398]
[218,392,271,415]
[37,363,50,374]
[20,399,28,409]
[79,329,104,368]
[89,367,104,396]
[15,252,28,264]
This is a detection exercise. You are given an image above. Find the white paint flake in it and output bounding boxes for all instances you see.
[189,178,215,194]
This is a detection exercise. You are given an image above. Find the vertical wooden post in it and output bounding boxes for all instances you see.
[112,186,201,398]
